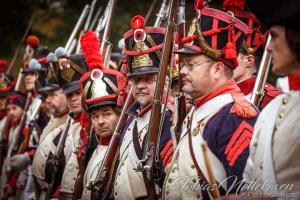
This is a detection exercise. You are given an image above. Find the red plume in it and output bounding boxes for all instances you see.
[0,59,7,73]
[131,15,145,29]
[223,0,246,11]
[194,0,204,10]
[26,35,40,47]
[80,31,104,70]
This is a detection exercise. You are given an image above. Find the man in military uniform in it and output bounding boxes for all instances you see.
[78,31,127,200]
[163,5,259,199]
[113,15,174,200]
[31,77,69,199]
[222,2,282,110]
[218,0,300,199]
[56,51,88,199]
[0,91,27,198]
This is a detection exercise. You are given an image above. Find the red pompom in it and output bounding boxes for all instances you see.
[26,35,40,47]
[223,0,246,11]
[131,15,145,29]
[181,35,196,44]
[0,59,7,73]
[223,42,238,67]
[194,0,204,10]
[80,31,104,70]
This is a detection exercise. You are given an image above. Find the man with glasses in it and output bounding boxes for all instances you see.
[113,16,174,200]
[163,6,259,199]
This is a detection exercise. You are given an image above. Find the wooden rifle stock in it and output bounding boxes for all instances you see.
[174,0,186,143]
[91,89,134,200]
[250,33,272,107]
[137,0,177,199]
[73,126,93,200]
[45,115,72,200]
[15,92,32,154]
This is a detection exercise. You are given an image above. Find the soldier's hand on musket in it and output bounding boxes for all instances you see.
[9,152,31,171]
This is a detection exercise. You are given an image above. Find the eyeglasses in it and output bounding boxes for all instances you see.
[180,60,213,71]
[130,76,157,84]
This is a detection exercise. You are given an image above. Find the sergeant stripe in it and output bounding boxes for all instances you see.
[225,120,253,166]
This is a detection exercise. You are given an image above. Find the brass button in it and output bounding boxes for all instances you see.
[192,127,199,136]
[192,178,197,183]
[168,178,172,183]
[127,128,131,131]
[282,98,288,105]
[73,177,76,180]
[191,165,195,169]
[197,194,201,198]
[279,112,284,118]
[260,163,263,170]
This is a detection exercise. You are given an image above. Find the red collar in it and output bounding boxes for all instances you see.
[194,80,241,108]
[288,75,300,91]
[97,135,112,146]
[137,104,152,117]
[73,112,82,123]
[237,76,256,96]
[194,80,257,118]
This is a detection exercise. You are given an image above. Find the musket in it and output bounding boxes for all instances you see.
[75,0,98,54]
[17,94,43,154]
[134,0,177,199]
[65,5,90,51]
[173,0,186,144]
[14,34,36,91]
[45,115,72,200]
[154,0,168,27]
[90,89,134,200]
[100,0,117,67]
[1,92,32,198]
[6,13,35,75]
[94,0,111,38]
[73,126,93,200]
[89,6,103,31]
[250,33,271,107]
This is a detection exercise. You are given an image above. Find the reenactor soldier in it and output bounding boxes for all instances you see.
[219,0,300,199]
[56,52,88,199]
[163,5,259,199]
[31,80,69,199]
[0,91,26,198]
[222,1,282,110]
[113,15,174,200]
[79,31,127,200]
